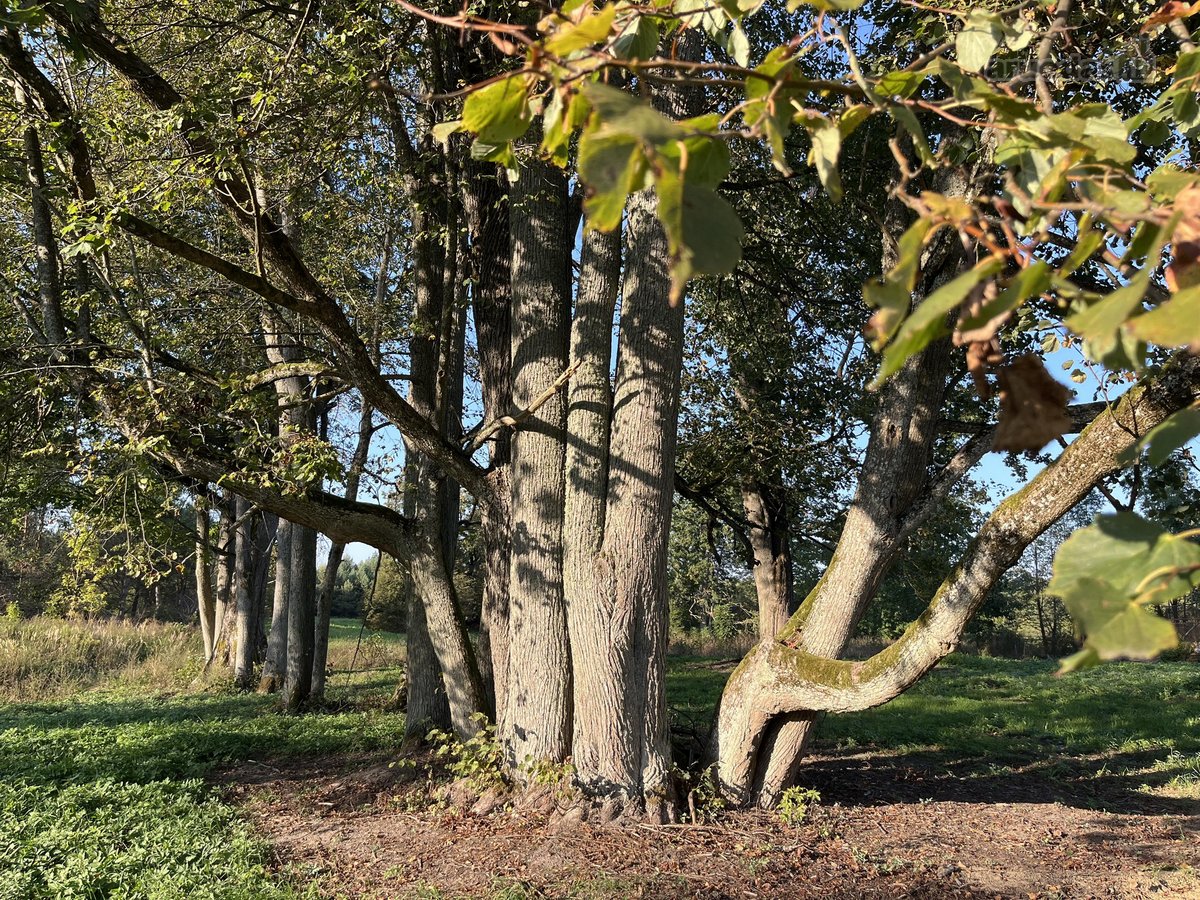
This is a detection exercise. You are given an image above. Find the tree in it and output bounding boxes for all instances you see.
[3,0,1199,815]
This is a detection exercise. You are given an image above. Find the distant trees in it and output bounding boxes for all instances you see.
[1,0,1198,814]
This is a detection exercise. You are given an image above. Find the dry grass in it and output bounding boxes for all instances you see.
[0,616,200,701]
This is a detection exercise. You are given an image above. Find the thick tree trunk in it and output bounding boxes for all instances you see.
[560,53,699,815]
[742,480,794,642]
[211,493,236,668]
[259,519,292,692]
[502,156,573,771]
[713,356,1200,804]
[283,523,317,712]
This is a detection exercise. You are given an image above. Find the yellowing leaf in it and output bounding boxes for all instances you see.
[462,75,533,144]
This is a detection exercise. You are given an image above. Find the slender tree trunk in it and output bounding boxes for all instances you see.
[232,495,258,689]
[194,495,217,664]
[260,519,292,692]
[211,492,236,667]
[464,161,513,717]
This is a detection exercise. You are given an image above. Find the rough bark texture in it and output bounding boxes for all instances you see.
[259,518,292,692]
[232,495,258,689]
[464,161,513,717]
[502,157,573,770]
[283,522,317,712]
[742,480,794,643]
[713,355,1200,805]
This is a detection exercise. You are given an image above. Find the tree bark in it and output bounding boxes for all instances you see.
[259,519,292,692]
[232,495,258,689]
[194,495,218,664]
[283,522,317,712]
[502,156,573,771]
[712,355,1200,804]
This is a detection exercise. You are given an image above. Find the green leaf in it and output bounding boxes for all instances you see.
[462,75,533,144]
[1147,164,1200,200]
[656,166,744,302]
[578,132,644,230]
[1058,581,1179,661]
[431,119,463,144]
[1064,275,1149,362]
[581,81,685,145]
[874,258,1002,385]
[544,4,617,56]
[958,261,1050,331]
[1050,512,1200,608]
[863,219,934,349]
[956,10,1002,73]
[889,106,934,165]
[611,16,659,60]
[1125,285,1200,349]
[1119,406,1200,467]
[806,117,842,202]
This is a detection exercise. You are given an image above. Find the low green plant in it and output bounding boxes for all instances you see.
[776,786,821,825]
[428,713,506,792]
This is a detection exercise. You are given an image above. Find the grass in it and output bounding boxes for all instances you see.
[2,616,1198,898]
[0,617,200,702]
[0,615,410,899]
[666,652,1200,802]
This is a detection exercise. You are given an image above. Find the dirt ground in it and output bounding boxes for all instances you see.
[218,749,1200,899]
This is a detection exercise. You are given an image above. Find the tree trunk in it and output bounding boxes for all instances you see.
[742,480,794,642]
[463,160,513,718]
[502,156,573,771]
[259,519,292,692]
[232,495,258,689]
[194,495,218,664]
[211,492,236,668]
[283,522,317,712]
[712,355,1200,805]
[312,399,375,701]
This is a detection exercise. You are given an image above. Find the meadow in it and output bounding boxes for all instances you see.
[1,616,1197,897]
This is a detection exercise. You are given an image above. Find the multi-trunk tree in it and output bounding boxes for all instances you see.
[2,0,1199,814]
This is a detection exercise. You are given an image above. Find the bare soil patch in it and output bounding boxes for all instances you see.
[215,749,1200,899]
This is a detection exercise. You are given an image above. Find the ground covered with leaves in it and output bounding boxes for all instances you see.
[1,623,1197,898]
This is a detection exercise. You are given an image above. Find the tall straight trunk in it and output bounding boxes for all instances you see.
[194,495,218,663]
[260,519,293,692]
[502,156,573,770]
[283,522,317,712]
[400,157,485,738]
[22,126,65,345]
[464,161,513,716]
[562,53,700,814]
[211,492,236,668]
[232,495,258,689]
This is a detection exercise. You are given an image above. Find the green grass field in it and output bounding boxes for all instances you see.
[2,617,1198,897]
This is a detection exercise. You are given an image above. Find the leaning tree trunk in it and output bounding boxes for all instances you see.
[712,355,1200,805]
